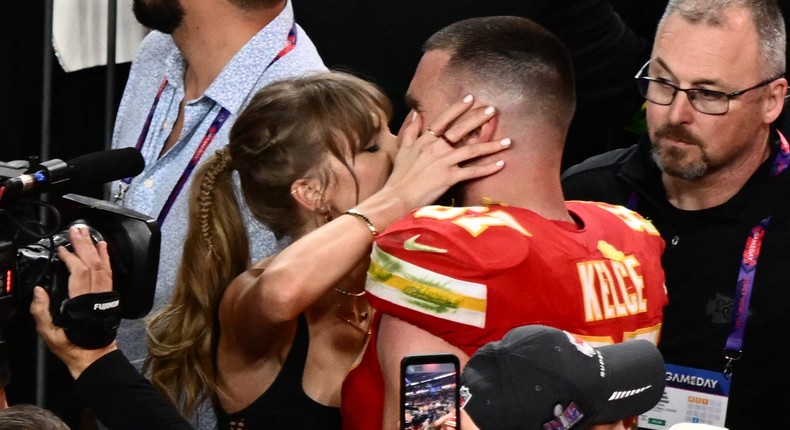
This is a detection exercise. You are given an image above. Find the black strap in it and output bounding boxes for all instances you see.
[56,291,121,349]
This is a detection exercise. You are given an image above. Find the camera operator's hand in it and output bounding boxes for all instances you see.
[29,226,118,379]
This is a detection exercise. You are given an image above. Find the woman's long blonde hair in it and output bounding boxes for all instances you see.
[144,71,391,416]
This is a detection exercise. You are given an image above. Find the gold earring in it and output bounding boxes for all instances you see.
[316,205,332,223]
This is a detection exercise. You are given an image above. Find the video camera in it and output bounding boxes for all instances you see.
[0,148,159,332]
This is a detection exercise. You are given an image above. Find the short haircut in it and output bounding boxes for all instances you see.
[0,404,69,430]
[659,0,786,76]
[424,16,576,128]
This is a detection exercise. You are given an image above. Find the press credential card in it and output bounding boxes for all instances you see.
[639,364,730,429]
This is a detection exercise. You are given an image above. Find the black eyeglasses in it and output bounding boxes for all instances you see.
[635,60,784,115]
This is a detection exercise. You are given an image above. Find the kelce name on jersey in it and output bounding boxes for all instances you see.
[577,255,647,321]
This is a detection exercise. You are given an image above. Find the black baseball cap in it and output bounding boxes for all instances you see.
[460,325,666,430]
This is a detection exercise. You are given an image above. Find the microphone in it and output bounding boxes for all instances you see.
[0,148,145,198]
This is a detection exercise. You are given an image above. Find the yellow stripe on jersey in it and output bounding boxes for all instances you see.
[366,244,488,328]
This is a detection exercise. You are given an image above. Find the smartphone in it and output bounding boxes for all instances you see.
[400,353,461,430]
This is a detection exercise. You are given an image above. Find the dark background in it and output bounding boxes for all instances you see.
[1,1,788,428]
[0,1,669,173]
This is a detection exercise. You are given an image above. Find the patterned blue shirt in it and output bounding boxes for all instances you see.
[109,1,326,369]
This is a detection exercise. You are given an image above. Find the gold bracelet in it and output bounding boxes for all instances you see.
[343,209,379,237]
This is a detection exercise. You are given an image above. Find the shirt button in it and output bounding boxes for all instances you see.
[162,121,172,131]
[671,236,680,246]
[144,178,154,189]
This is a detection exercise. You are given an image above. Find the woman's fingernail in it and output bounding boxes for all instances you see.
[463,94,473,103]
[500,138,511,146]
[495,160,505,167]
[411,111,417,123]
[484,106,495,115]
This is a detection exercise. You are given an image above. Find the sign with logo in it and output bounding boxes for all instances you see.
[639,364,729,429]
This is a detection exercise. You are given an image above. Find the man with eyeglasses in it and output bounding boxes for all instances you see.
[562,1,790,429]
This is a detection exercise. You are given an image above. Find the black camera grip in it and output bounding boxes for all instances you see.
[56,292,122,349]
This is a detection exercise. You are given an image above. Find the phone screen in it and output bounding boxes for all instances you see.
[400,354,460,430]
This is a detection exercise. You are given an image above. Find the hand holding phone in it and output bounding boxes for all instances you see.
[400,353,461,430]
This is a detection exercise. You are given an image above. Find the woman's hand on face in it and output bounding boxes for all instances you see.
[383,95,510,209]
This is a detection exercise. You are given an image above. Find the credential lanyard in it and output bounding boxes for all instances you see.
[116,24,298,226]
[722,130,790,376]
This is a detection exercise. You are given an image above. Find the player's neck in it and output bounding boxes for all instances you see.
[463,131,573,223]
[172,1,285,99]
[464,165,573,223]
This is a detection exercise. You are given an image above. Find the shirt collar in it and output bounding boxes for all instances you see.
[158,0,296,115]
[205,0,296,114]
[627,129,786,220]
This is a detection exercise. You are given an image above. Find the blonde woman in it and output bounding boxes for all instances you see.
[144,72,509,429]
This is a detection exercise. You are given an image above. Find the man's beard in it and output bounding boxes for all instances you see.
[133,0,185,34]
[650,123,709,180]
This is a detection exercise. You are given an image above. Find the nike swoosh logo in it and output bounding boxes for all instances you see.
[403,234,448,254]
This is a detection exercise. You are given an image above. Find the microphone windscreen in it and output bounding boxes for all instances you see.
[67,148,145,187]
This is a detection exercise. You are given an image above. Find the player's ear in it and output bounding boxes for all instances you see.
[458,115,498,146]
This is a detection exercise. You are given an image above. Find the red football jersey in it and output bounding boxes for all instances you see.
[366,202,667,355]
[342,202,668,430]
[341,313,385,430]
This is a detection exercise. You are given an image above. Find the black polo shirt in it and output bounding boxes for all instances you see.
[561,134,790,430]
